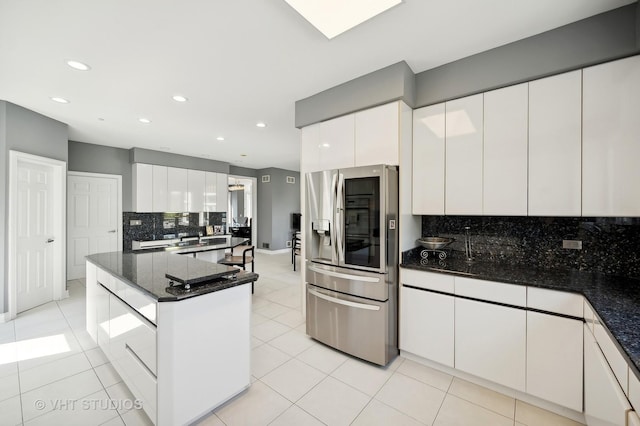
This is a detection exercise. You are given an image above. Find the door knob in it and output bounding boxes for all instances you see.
[108,230,117,233]
[46,238,54,243]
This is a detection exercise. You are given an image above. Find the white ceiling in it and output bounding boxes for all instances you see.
[0,0,634,172]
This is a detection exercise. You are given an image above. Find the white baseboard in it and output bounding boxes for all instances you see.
[0,311,11,323]
[256,248,290,255]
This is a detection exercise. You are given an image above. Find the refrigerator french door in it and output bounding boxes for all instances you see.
[305,164,398,365]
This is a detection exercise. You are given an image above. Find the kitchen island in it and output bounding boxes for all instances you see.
[85,250,258,425]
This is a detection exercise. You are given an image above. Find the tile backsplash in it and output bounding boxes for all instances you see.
[123,211,227,250]
[421,216,640,279]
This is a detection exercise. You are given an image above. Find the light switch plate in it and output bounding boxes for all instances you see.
[562,240,582,250]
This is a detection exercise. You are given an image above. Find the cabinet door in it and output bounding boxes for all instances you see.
[583,55,640,216]
[526,312,582,411]
[529,70,582,216]
[400,286,454,367]
[187,169,205,212]
[483,83,528,215]
[629,411,640,426]
[216,173,228,213]
[204,172,217,213]
[167,167,188,212]
[319,114,355,170]
[584,325,630,426]
[85,262,98,341]
[96,284,110,356]
[152,165,168,212]
[445,94,483,215]
[133,163,153,212]
[412,103,445,215]
[355,102,399,166]
[301,123,321,173]
[455,298,526,391]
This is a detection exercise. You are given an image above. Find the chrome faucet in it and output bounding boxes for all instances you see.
[464,226,474,262]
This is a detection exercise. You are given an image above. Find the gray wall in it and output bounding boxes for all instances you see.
[0,101,68,313]
[229,165,258,178]
[415,4,639,107]
[296,3,640,126]
[130,147,229,174]
[295,61,415,128]
[68,141,133,211]
[257,168,301,250]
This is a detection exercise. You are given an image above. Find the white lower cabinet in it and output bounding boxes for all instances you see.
[109,293,158,423]
[96,284,110,356]
[584,324,630,426]
[526,312,583,411]
[400,286,454,367]
[629,411,640,426]
[455,298,526,391]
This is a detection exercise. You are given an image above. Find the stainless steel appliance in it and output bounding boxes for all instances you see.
[305,164,398,365]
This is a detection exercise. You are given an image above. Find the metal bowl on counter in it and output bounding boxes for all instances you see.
[416,237,454,250]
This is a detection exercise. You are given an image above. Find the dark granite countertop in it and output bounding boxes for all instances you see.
[131,237,249,255]
[86,250,258,302]
[401,249,640,379]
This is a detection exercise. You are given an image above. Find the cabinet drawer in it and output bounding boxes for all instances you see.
[400,269,454,293]
[527,287,583,317]
[594,318,628,397]
[117,343,157,423]
[455,277,526,307]
[584,301,595,334]
[96,267,115,291]
[110,295,157,375]
[630,370,640,412]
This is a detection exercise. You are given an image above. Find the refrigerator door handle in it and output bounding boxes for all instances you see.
[308,289,380,311]
[308,265,381,283]
[336,173,345,262]
[329,172,339,263]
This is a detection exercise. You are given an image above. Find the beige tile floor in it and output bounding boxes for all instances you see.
[0,252,584,425]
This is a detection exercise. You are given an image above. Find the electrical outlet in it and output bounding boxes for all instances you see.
[130,219,142,226]
[286,241,292,248]
[562,240,583,250]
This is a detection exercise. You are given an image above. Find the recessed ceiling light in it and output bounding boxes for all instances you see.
[138,118,151,124]
[284,0,401,39]
[66,60,91,71]
[172,95,188,102]
[216,136,225,141]
[240,154,247,157]
[50,97,69,104]
[98,117,105,121]
[256,122,267,128]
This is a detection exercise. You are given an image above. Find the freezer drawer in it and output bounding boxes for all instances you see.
[306,263,389,301]
[306,284,396,365]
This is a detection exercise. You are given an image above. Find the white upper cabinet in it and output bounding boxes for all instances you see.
[529,70,582,216]
[216,173,228,212]
[319,114,356,170]
[152,165,168,212]
[355,102,399,166]
[133,163,153,212]
[483,83,528,215]
[583,55,640,216]
[412,103,445,215]
[167,167,188,212]
[187,169,205,212]
[445,94,484,215]
[204,172,217,212]
[300,123,321,173]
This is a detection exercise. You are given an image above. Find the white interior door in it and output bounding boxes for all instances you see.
[16,160,56,312]
[67,173,121,279]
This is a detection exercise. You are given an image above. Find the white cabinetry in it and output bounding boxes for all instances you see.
[583,55,640,216]
[412,103,445,214]
[629,411,640,426]
[319,114,355,170]
[167,167,188,212]
[300,123,321,173]
[152,165,168,212]
[445,94,484,215]
[528,70,582,216]
[455,297,526,391]
[187,169,205,212]
[584,324,630,426]
[355,102,399,166]
[400,286,454,367]
[526,312,583,411]
[483,83,528,215]
[133,163,153,212]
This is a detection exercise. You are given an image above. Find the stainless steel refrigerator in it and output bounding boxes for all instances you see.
[305,164,398,366]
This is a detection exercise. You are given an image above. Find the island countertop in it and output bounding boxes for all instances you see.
[130,236,250,254]
[86,250,258,302]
